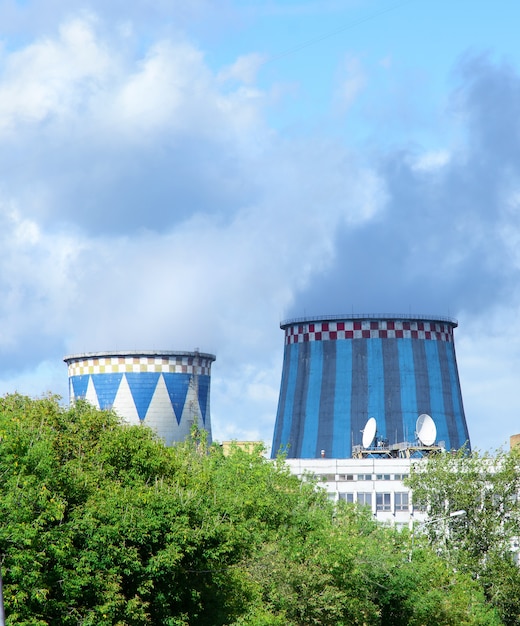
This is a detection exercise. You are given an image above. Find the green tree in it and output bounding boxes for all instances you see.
[0,394,502,625]
[407,448,520,625]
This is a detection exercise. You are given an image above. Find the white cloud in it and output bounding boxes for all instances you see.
[57,141,383,355]
[410,149,451,172]
[217,53,266,85]
[335,54,366,111]
[110,40,210,135]
[1,9,519,454]
[457,307,520,451]
[0,360,67,401]
[498,188,520,268]
[0,16,112,134]
[0,203,82,352]
[0,15,385,447]
[0,15,266,151]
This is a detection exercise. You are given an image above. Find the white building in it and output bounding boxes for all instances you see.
[285,456,426,528]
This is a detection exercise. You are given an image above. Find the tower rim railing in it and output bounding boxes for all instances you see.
[280,313,458,329]
[63,350,216,363]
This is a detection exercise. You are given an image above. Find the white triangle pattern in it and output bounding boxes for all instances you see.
[112,374,140,426]
[179,378,211,443]
[70,372,211,445]
[85,376,99,408]
[143,374,178,445]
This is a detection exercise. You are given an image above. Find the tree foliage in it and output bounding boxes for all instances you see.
[407,448,520,625]
[0,394,501,625]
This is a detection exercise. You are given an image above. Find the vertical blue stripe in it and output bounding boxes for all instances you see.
[382,338,402,445]
[425,341,448,447]
[333,340,353,457]
[351,340,368,447]
[300,341,323,457]
[273,344,299,456]
[412,340,431,422]
[367,338,386,441]
[289,341,311,456]
[272,344,291,456]
[397,339,418,443]
[197,375,211,425]
[316,341,336,457]
[436,341,460,449]
[446,342,470,449]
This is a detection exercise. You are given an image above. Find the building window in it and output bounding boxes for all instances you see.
[394,473,409,481]
[376,492,391,511]
[395,492,409,511]
[338,493,354,503]
[321,474,336,482]
[358,474,373,481]
[357,492,372,507]
[338,474,354,481]
[376,474,391,480]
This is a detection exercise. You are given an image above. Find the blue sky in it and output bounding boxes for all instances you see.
[1,0,520,451]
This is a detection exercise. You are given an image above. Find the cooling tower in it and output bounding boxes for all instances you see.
[271,315,470,458]
[64,351,215,445]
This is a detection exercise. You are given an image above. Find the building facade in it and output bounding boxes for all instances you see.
[285,457,424,527]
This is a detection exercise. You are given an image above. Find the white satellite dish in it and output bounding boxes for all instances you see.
[362,417,377,448]
[416,413,437,446]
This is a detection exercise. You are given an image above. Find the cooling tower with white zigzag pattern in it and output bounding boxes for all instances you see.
[64,351,215,445]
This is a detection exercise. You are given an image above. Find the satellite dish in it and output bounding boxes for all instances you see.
[416,414,437,446]
[362,417,377,448]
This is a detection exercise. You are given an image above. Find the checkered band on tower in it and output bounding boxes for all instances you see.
[285,320,453,344]
[66,355,213,377]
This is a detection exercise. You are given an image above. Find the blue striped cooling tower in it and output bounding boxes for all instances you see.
[271,315,470,458]
[64,351,215,446]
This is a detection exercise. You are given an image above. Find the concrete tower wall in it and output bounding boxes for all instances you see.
[271,315,470,458]
[64,351,215,446]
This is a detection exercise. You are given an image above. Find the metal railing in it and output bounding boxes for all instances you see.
[280,313,458,327]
